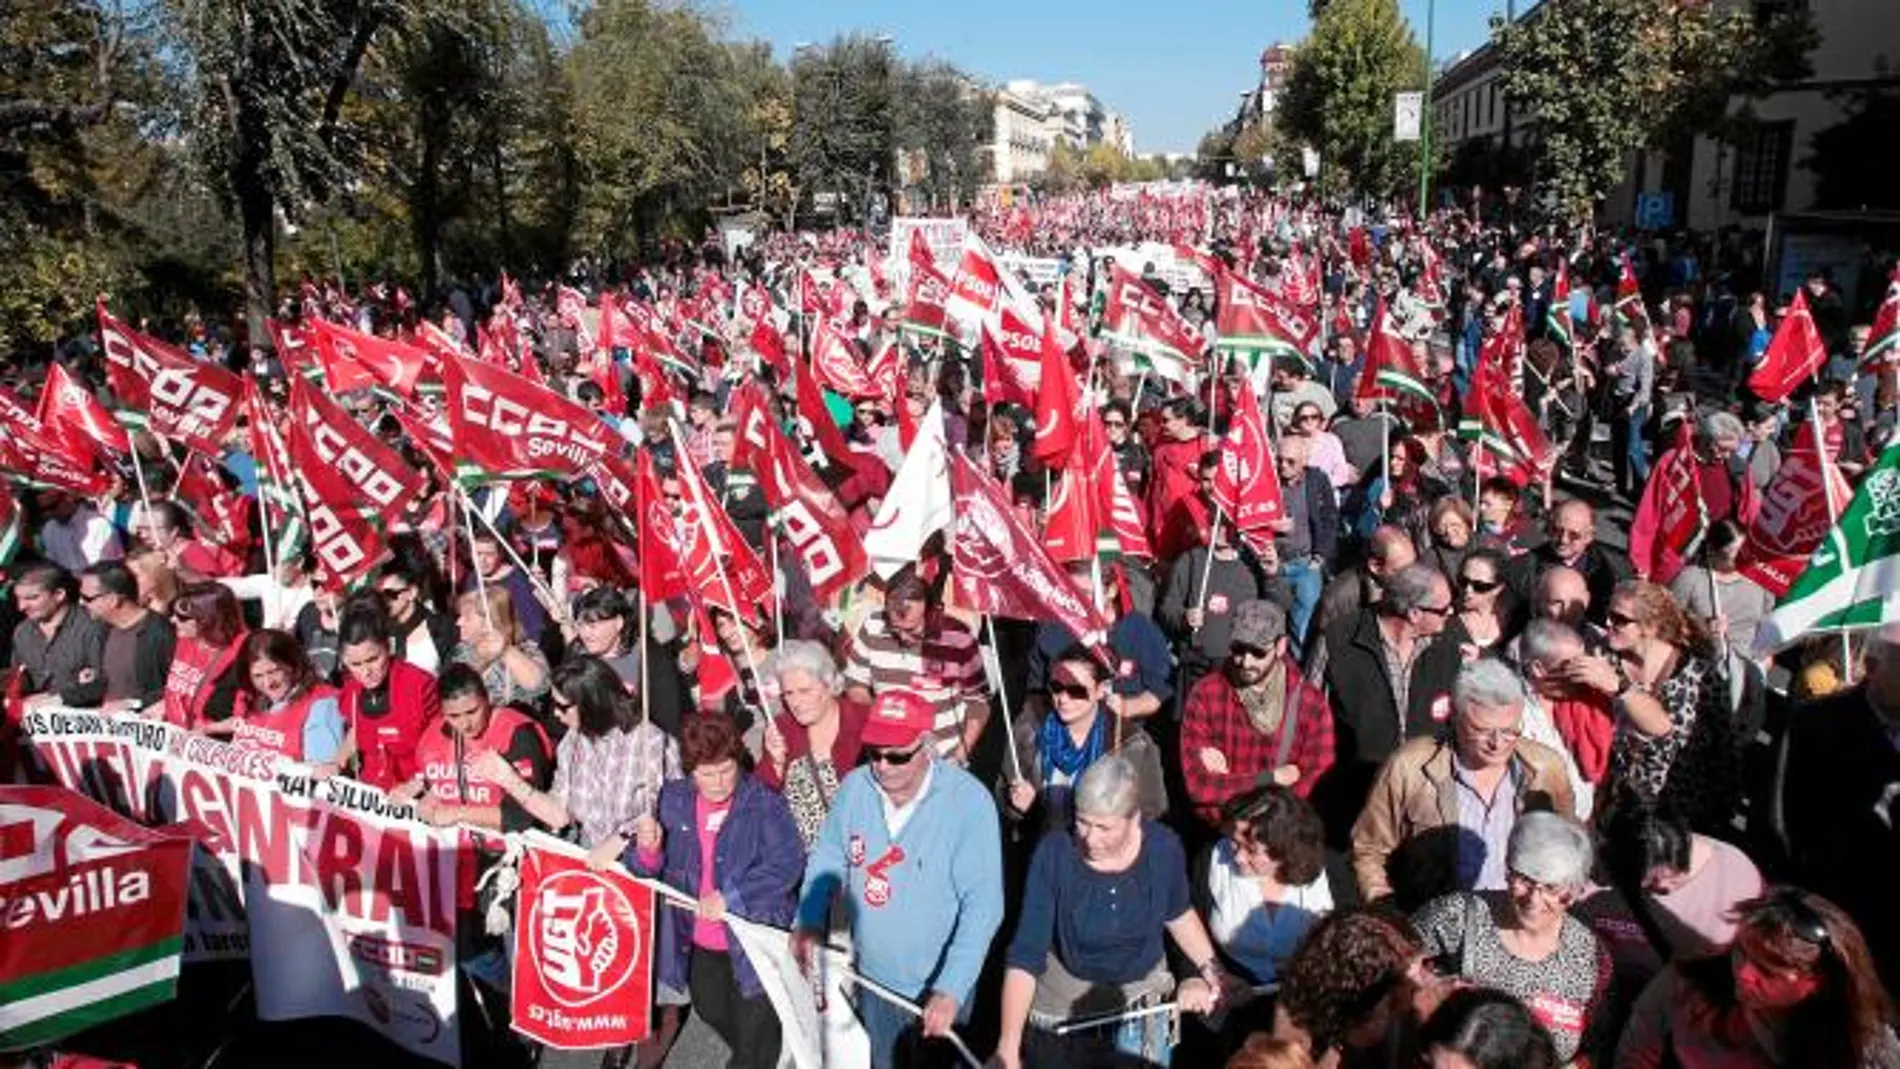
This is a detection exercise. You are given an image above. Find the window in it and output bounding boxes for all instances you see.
[1730,120,1794,214]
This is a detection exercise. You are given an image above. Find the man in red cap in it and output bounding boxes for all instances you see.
[792,688,1004,1069]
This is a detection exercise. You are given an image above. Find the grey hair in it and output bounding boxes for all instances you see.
[1072,755,1141,819]
[1508,811,1594,889]
[1518,619,1583,669]
[1698,410,1745,444]
[766,640,842,695]
[1381,563,1445,617]
[1453,657,1526,717]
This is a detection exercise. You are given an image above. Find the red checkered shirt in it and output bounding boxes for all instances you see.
[1181,661,1337,825]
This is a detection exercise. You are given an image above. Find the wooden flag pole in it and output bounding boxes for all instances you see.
[1194,506,1226,616]
[983,613,1025,784]
[666,418,769,715]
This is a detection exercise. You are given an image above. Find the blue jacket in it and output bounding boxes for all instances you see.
[796,758,1004,1005]
[627,774,804,998]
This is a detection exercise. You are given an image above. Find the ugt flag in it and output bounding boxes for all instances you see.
[511,833,655,1050]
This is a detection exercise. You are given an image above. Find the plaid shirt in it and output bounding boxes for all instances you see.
[1181,661,1337,825]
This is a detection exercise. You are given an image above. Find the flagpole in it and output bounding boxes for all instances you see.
[638,586,651,727]
[766,525,787,648]
[126,432,156,532]
[455,483,569,631]
[458,488,496,630]
[1195,507,1225,615]
[666,418,768,715]
[983,613,1025,783]
[1808,392,1856,683]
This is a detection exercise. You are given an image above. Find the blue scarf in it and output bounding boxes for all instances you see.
[1039,711,1108,781]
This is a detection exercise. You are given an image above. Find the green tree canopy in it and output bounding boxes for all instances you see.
[1278,0,1426,200]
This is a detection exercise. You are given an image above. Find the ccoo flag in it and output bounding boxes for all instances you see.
[1753,438,1900,654]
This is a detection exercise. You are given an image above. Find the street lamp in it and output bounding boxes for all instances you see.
[1418,0,1436,214]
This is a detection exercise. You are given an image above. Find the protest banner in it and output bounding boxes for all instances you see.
[509,832,655,1050]
[0,784,193,1051]
[886,217,969,293]
[15,708,461,1066]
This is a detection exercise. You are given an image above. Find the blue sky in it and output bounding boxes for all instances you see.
[718,0,1507,155]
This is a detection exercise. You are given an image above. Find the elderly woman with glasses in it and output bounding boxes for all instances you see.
[1006,644,1168,832]
[1617,889,1900,1069]
[1413,812,1616,1066]
[1563,580,1739,832]
[757,639,867,846]
[992,756,1226,1069]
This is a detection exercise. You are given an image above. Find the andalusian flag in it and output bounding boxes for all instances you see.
[1753,439,1900,653]
[0,484,20,567]
[1548,261,1575,352]
[0,785,193,1050]
[1613,252,1646,330]
[1360,300,1434,405]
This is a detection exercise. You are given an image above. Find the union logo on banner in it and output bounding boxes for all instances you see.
[511,835,655,1050]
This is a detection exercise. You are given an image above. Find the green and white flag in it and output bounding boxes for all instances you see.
[1753,440,1900,653]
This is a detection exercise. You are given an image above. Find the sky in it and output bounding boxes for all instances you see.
[718,0,1506,155]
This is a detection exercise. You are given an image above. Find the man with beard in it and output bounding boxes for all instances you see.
[1180,600,1336,827]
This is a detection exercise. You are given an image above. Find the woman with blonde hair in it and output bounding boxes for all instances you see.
[125,543,181,616]
[453,584,549,708]
[1554,579,1739,831]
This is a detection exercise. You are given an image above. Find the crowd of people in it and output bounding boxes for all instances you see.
[5,185,1900,1069]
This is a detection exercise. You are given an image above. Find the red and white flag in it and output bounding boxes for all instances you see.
[732,384,870,601]
[289,375,426,517]
[980,305,1043,410]
[1736,444,1850,596]
[510,833,656,1051]
[37,362,130,460]
[1628,423,1709,584]
[1209,381,1285,549]
[669,427,776,626]
[949,452,1112,649]
[1029,317,1080,469]
[280,415,392,589]
[810,319,877,399]
[96,300,241,454]
[440,357,614,481]
[307,318,432,399]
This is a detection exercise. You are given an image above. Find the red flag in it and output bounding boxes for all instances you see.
[1102,265,1205,372]
[38,363,130,459]
[633,344,677,413]
[1042,461,1100,564]
[1859,268,1899,370]
[811,319,877,399]
[670,431,775,626]
[732,384,870,601]
[1627,422,1708,583]
[1736,444,1850,596]
[280,416,391,589]
[95,301,241,454]
[439,356,614,480]
[865,339,903,404]
[902,255,955,338]
[980,306,1043,409]
[628,452,687,602]
[307,318,431,398]
[289,375,426,517]
[1747,289,1829,403]
[1030,317,1079,467]
[794,359,855,467]
[267,318,319,378]
[1209,381,1285,548]
[949,452,1112,651]
[1215,266,1318,367]
[749,317,790,378]
[947,238,1004,319]
[1614,253,1646,327]
[509,840,655,1050]
[1355,299,1432,404]
[1464,360,1554,487]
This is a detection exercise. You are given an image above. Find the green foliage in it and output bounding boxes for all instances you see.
[892,60,990,214]
[790,34,898,225]
[1494,0,1815,219]
[1278,0,1426,199]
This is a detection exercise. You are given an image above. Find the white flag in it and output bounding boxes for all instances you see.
[1753,439,1900,653]
[863,399,953,579]
[726,916,871,1069]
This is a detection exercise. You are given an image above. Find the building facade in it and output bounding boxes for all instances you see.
[987,79,1136,182]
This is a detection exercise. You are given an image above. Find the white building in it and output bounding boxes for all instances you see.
[990,87,1057,184]
[1104,111,1136,156]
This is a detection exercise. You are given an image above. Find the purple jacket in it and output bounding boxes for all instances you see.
[626,773,804,997]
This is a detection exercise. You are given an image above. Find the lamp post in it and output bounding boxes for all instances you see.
[1417,0,1436,215]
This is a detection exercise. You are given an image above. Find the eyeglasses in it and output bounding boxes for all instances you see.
[1464,724,1523,745]
[1606,610,1642,630]
[1416,602,1456,617]
[1230,643,1274,661]
[864,741,927,766]
[1296,412,1323,424]
[379,586,410,602]
[1507,869,1566,899]
[1461,576,1502,594]
[78,591,107,604]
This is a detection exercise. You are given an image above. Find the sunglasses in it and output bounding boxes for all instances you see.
[865,742,927,767]
[379,586,410,602]
[1461,576,1502,594]
[1050,681,1094,701]
[1762,888,1834,953]
[1230,642,1274,661]
[1606,610,1642,629]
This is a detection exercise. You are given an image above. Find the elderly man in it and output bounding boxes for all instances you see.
[1305,523,1416,671]
[1769,621,1900,994]
[1273,434,1339,646]
[793,689,1004,1069]
[1351,658,1576,906]
[1507,499,1629,625]
[1180,600,1335,825]
[1630,410,1760,584]
[1318,563,1464,845]
[844,569,990,764]
[11,563,106,706]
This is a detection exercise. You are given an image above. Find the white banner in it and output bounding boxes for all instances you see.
[727,916,871,1069]
[997,254,1064,289]
[886,217,970,295]
[19,708,462,1066]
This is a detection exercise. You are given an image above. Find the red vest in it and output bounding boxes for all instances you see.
[412,705,548,806]
[161,635,246,729]
[342,659,439,791]
[231,684,338,762]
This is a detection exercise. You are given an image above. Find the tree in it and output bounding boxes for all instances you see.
[1038,139,1082,194]
[167,0,420,338]
[1278,0,1425,200]
[1804,90,1900,213]
[1494,0,1814,219]
[892,60,990,214]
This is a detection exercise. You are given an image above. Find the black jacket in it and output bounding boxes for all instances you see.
[1315,608,1464,844]
[1507,540,1630,625]
[1769,688,1900,992]
[1280,469,1341,571]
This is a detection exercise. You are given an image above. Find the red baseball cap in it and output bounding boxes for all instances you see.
[860,688,936,749]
